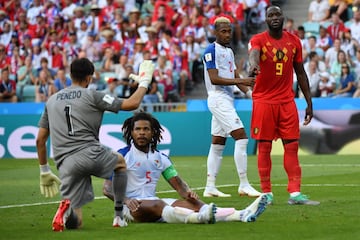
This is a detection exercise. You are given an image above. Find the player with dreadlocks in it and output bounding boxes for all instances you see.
[102,112,268,224]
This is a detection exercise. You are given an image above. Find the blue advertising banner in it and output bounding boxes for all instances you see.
[1,98,360,159]
[0,109,255,159]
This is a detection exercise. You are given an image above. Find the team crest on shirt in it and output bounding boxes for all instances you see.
[205,53,212,62]
[154,159,161,168]
[253,127,259,135]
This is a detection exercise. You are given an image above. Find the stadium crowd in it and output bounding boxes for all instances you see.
[0,0,270,103]
[0,0,359,104]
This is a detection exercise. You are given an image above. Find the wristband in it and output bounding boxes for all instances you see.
[40,163,51,173]
[138,81,149,89]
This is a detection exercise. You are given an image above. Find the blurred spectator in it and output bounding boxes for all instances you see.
[143,26,159,61]
[329,63,357,97]
[77,20,90,46]
[200,15,216,45]
[330,49,350,82]
[113,54,129,80]
[329,0,349,23]
[340,29,357,58]
[101,0,117,23]
[284,18,298,36]
[142,77,162,112]
[350,48,360,78]
[63,31,81,63]
[60,0,77,20]
[128,7,142,27]
[17,55,36,87]
[9,45,23,80]
[141,0,156,16]
[88,4,105,35]
[303,35,325,62]
[317,71,336,97]
[121,24,138,59]
[226,0,247,47]
[152,1,176,27]
[73,6,87,31]
[0,44,11,70]
[308,0,330,22]
[36,57,56,79]
[31,40,49,70]
[138,14,152,42]
[26,0,43,26]
[325,38,343,70]
[101,47,116,72]
[0,21,13,47]
[0,67,18,102]
[304,51,327,72]
[304,59,321,97]
[81,31,102,63]
[316,26,333,52]
[102,77,119,98]
[181,29,202,84]
[53,68,71,92]
[349,9,360,44]
[43,0,60,27]
[101,28,121,57]
[50,43,66,71]
[327,13,347,42]
[153,55,175,102]
[169,43,189,97]
[129,38,145,73]
[297,25,308,49]
[118,64,138,98]
[35,69,56,102]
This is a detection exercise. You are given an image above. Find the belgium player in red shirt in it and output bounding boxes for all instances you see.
[248,6,320,205]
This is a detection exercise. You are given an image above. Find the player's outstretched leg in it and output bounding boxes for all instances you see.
[239,194,268,222]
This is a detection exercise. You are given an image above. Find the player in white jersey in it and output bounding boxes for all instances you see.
[102,112,268,224]
[202,17,261,198]
[36,58,154,231]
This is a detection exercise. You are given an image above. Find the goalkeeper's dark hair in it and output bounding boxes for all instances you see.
[70,58,94,82]
[122,111,163,152]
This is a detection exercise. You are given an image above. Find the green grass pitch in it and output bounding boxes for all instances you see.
[0,155,359,240]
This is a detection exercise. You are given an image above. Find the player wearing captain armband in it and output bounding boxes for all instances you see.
[102,112,269,224]
[36,59,155,231]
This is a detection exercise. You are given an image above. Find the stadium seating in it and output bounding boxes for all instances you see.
[302,21,320,38]
[21,85,36,102]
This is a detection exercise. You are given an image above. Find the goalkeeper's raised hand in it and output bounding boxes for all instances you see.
[39,164,61,198]
[129,60,155,89]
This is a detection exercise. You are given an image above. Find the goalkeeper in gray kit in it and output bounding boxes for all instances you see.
[36,58,155,231]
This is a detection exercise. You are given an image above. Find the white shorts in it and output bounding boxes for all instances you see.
[123,198,177,222]
[207,91,244,137]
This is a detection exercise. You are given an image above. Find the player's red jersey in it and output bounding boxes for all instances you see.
[249,30,303,104]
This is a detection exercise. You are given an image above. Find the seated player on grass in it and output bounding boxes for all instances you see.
[102,112,268,224]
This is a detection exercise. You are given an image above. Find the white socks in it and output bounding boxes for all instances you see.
[234,139,249,186]
[206,144,225,188]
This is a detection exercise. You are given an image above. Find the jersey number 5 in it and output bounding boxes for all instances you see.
[64,105,75,136]
[276,63,283,75]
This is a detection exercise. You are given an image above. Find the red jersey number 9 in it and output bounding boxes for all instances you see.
[276,63,283,76]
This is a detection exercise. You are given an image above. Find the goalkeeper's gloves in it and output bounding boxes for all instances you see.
[39,163,61,198]
[129,60,155,89]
